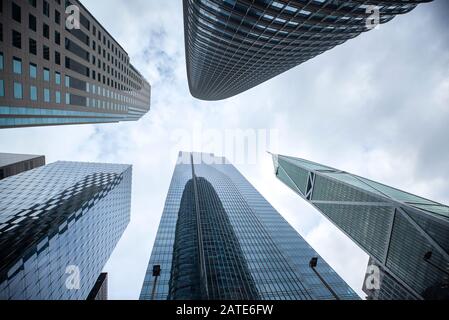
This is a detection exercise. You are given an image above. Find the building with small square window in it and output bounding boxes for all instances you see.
[271,153,449,300]
[140,152,359,300]
[0,0,151,128]
[0,160,132,300]
[183,0,432,101]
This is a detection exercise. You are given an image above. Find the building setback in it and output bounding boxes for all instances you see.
[0,0,151,128]
[140,152,359,300]
[271,153,449,300]
[0,161,132,300]
[0,152,45,179]
[183,0,431,101]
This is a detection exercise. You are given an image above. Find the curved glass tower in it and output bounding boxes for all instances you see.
[183,0,431,101]
[169,177,259,300]
[140,152,359,300]
[271,153,449,300]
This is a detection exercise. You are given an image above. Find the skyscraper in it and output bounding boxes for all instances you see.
[0,161,132,300]
[0,152,45,179]
[140,152,359,300]
[271,153,449,300]
[0,0,151,129]
[183,0,431,101]
[87,273,108,300]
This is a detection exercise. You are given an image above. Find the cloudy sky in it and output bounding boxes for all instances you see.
[1,0,448,299]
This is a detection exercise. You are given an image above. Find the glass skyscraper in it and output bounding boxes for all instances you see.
[0,0,151,128]
[271,153,449,300]
[140,152,359,300]
[0,161,132,300]
[183,0,431,101]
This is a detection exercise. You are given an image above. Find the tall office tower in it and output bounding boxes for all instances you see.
[271,154,449,300]
[140,152,359,300]
[0,152,45,179]
[0,161,132,300]
[0,0,151,129]
[183,0,431,101]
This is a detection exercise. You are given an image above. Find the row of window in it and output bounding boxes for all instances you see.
[1,80,66,104]
[1,52,141,108]
[7,0,143,92]
[2,1,149,107]
[0,77,130,112]
[8,26,141,93]
[21,0,57,19]
[10,55,61,83]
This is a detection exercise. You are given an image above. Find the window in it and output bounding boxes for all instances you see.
[55,10,61,25]
[0,52,3,70]
[43,1,49,17]
[29,38,37,55]
[29,0,37,7]
[29,63,37,78]
[43,45,49,60]
[0,80,4,97]
[43,23,49,39]
[55,51,60,65]
[55,72,61,85]
[13,57,22,74]
[12,30,21,48]
[43,68,50,81]
[55,31,60,45]
[65,93,70,104]
[44,88,50,102]
[12,2,21,23]
[29,14,37,31]
[55,91,61,103]
[30,85,37,101]
[65,75,70,87]
[14,82,23,99]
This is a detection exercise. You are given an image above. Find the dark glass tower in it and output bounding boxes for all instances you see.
[87,273,108,300]
[0,161,132,300]
[183,0,431,101]
[0,0,151,128]
[271,153,449,300]
[140,152,359,300]
[0,152,45,179]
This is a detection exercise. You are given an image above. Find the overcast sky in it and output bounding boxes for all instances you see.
[1,0,448,300]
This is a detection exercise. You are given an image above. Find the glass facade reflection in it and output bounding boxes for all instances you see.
[140,152,358,300]
[0,161,132,300]
[272,153,449,300]
[183,0,430,100]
